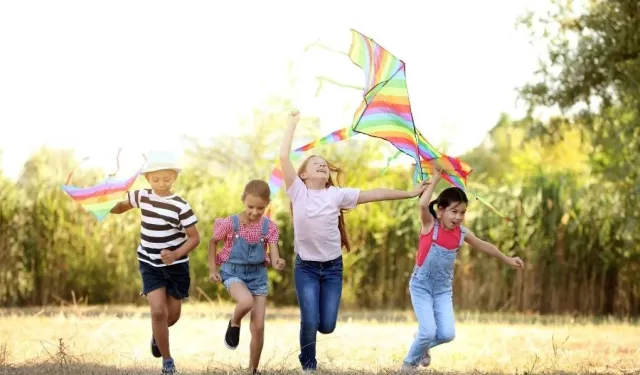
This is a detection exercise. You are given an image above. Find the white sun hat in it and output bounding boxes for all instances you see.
[140,150,182,174]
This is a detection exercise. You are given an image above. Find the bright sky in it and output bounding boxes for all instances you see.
[0,0,548,180]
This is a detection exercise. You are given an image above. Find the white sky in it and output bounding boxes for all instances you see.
[0,0,549,180]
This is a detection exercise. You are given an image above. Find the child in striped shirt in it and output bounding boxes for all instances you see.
[111,151,200,375]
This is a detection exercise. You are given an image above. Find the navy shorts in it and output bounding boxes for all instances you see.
[138,260,191,300]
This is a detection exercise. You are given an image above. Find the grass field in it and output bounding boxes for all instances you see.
[0,303,638,375]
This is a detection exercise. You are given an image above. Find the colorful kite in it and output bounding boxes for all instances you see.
[267,29,507,219]
[347,28,506,218]
[61,149,143,221]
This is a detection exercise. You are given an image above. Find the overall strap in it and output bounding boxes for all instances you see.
[458,226,467,247]
[431,221,440,241]
[260,217,270,238]
[231,215,240,233]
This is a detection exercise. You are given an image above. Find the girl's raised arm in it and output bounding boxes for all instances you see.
[418,169,442,229]
[279,109,301,189]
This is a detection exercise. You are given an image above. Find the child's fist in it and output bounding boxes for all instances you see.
[274,258,286,271]
[288,109,300,126]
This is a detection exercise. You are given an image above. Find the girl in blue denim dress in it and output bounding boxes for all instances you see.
[402,169,524,370]
[208,179,285,375]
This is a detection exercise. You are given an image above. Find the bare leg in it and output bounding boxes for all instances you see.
[229,283,254,326]
[167,296,183,327]
[249,295,267,372]
[146,288,171,360]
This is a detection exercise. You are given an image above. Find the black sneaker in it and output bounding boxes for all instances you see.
[151,336,161,358]
[224,320,240,349]
[252,369,261,375]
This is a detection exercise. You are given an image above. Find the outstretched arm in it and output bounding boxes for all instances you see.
[357,180,430,204]
[279,109,301,189]
[110,200,133,214]
[464,231,524,268]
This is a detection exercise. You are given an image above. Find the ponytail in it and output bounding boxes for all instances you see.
[428,199,438,219]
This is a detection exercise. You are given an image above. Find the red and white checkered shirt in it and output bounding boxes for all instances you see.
[213,216,279,266]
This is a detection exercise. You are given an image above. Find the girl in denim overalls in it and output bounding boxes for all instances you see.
[402,169,524,370]
[209,180,286,375]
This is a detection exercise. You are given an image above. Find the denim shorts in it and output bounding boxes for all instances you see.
[219,262,268,296]
[138,260,190,300]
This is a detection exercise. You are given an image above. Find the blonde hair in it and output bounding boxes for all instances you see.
[293,155,351,252]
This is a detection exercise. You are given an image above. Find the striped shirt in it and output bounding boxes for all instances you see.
[127,189,198,267]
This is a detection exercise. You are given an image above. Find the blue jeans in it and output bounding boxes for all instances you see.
[294,254,343,371]
[403,245,457,366]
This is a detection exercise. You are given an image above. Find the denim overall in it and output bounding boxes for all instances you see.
[403,221,466,367]
[219,215,270,296]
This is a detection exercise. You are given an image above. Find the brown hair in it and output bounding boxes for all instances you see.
[242,179,271,202]
[292,155,351,252]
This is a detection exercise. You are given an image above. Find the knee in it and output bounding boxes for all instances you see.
[150,307,168,322]
[438,328,455,343]
[300,316,319,332]
[417,326,437,343]
[250,320,265,336]
[168,309,181,326]
[237,296,254,312]
[317,319,337,334]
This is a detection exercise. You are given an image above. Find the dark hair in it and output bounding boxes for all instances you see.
[242,179,271,202]
[428,187,469,219]
[293,154,351,252]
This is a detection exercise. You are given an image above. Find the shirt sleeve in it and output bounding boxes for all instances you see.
[286,176,306,201]
[266,219,280,244]
[179,202,198,228]
[336,187,360,209]
[127,189,142,208]
[213,217,232,241]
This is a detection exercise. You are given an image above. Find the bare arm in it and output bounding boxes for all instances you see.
[279,109,301,189]
[110,200,133,214]
[419,171,442,229]
[173,225,201,258]
[268,242,281,262]
[208,236,218,274]
[464,231,517,266]
[357,180,430,205]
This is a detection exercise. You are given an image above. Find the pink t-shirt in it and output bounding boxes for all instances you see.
[286,176,360,262]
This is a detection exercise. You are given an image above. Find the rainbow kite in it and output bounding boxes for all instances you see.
[267,29,507,219]
[61,149,143,221]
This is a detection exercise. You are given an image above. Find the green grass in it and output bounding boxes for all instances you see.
[1,303,638,374]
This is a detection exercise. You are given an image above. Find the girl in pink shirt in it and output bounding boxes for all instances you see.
[402,169,524,370]
[279,109,430,372]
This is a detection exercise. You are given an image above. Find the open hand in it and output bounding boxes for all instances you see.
[209,271,221,283]
[274,258,286,271]
[160,250,178,265]
[505,256,524,269]
[288,109,300,126]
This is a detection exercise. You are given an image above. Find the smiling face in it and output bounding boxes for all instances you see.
[300,156,330,184]
[438,201,467,230]
[145,169,177,195]
[243,194,269,222]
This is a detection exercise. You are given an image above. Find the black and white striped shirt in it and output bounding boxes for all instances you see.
[127,189,198,267]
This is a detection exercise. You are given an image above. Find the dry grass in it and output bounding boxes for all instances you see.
[0,302,638,375]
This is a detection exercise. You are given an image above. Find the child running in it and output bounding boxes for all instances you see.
[279,109,430,372]
[110,151,200,375]
[209,179,286,375]
[402,168,524,370]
